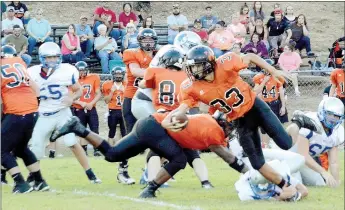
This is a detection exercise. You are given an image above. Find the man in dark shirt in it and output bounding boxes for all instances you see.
[267,9,289,57]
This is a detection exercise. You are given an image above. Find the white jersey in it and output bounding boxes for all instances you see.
[28,64,79,114]
[149,44,185,67]
[299,112,344,157]
[136,88,153,100]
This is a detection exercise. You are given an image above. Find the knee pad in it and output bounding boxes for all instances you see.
[184,150,200,168]
[146,150,160,163]
[1,153,18,170]
[15,148,37,166]
[163,154,187,176]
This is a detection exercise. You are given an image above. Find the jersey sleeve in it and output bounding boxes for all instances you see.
[179,80,198,108]
[253,73,264,85]
[144,68,156,88]
[330,70,337,85]
[70,66,79,85]
[101,81,110,95]
[123,49,139,66]
[218,52,248,72]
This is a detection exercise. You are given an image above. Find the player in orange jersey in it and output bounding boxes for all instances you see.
[72,61,102,157]
[119,28,158,184]
[1,45,49,193]
[161,45,320,197]
[253,70,288,148]
[50,111,249,198]
[102,67,126,146]
[329,62,345,106]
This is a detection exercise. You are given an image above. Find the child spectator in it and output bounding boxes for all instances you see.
[61,24,85,64]
[139,16,154,32]
[284,6,296,25]
[269,3,282,17]
[208,21,235,58]
[191,19,208,43]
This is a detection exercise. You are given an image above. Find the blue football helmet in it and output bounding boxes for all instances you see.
[1,45,17,58]
[38,42,62,70]
[111,66,125,82]
[75,61,88,78]
[317,97,344,130]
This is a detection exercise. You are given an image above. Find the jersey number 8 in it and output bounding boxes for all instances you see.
[159,80,175,106]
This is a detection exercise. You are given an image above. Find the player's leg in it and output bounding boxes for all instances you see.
[1,166,7,184]
[299,165,326,186]
[72,108,89,155]
[87,107,101,156]
[107,109,117,146]
[131,96,155,120]
[47,141,57,158]
[145,150,161,182]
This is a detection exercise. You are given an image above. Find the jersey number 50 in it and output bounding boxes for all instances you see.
[1,63,30,88]
[209,87,244,114]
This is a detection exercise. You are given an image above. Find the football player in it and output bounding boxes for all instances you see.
[1,45,49,193]
[119,28,158,185]
[161,45,319,195]
[72,61,102,157]
[28,42,101,184]
[102,67,126,146]
[329,61,345,106]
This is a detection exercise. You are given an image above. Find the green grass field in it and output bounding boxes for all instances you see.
[2,152,344,210]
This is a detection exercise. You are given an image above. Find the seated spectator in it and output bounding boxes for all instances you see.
[208,21,235,58]
[3,24,31,67]
[8,1,28,22]
[278,41,302,96]
[1,1,6,21]
[250,17,269,49]
[248,1,265,32]
[27,9,53,55]
[122,22,139,50]
[231,42,244,56]
[94,24,121,74]
[200,6,218,34]
[242,33,271,62]
[1,6,24,37]
[93,2,121,40]
[239,3,250,33]
[191,19,208,43]
[167,4,188,44]
[267,9,289,57]
[119,3,138,35]
[139,16,154,32]
[286,14,314,56]
[227,12,246,45]
[61,24,85,64]
[76,15,94,57]
[269,3,282,17]
[22,10,31,30]
[284,6,296,25]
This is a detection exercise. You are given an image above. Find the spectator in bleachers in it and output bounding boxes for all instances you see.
[93,2,121,40]
[1,1,6,20]
[278,41,302,96]
[1,6,24,37]
[208,20,235,58]
[119,3,138,35]
[242,33,272,63]
[231,42,243,55]
[121,22,139,50]
[167,4,188,44]
[227,12,246,45]
[76,15,94,57]
[139,16,154,32]
[200,6,218,34]
[284,6,296,25]
[239,3,250,33]
[61,24,85,64]
[250,17,269,49]
[269,3,282,18]
[285,14,314,57]
[3,24,31,67]
[22,10,31,30]
[94,24,121,74]
[27,9,53,55]
[8,1,28,22]
[248,1,265,32]
[267,9,289,57]
[191,19,208,43]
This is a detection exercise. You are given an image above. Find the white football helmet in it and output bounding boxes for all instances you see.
[38,42,62,70]
[174,31,202,54]
[317,97,344,130]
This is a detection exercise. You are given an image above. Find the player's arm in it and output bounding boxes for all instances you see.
[102,83,115,104]
[70,82,83,101]
[329,72,337,97]
[253,77,269,95]
[279,86,286,115]
[129,63,145,78]
[328,147,340,186]
[329,84,336,97]
[28,77,40,97]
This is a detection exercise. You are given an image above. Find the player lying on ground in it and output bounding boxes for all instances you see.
[50,111,250,198]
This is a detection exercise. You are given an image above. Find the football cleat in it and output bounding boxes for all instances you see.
[291,110,323,134]
[12,182,33,194]
[33,180,50,192]
[201,181,214,189]
[50,116,88,141]
[94,149,102,157]
[49,150,56,159]
[139,168,148,185]
[139,181,159,198]
[90,177,102,184]
[117,165,135,185]
[26,173,34,186]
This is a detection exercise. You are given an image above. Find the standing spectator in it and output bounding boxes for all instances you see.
[284,6,296,25]
[239,3,250,33]
[285,14,314,57]
[139,16,154,31]
[76,15,94,57]
[269,3,282,17]
[250,17,269,49]
[208,21,235,58]
[248,1,265,32]
[242,33,272,64]
[93,2,121,40]
[227,12,246,45]
[8,1,28,22]
[200,6,218,34]
[1,6,24,37]
[61,24,85,64]
[94,24,121,74]
[278,41,302,96]
[3,24,31,67]
[121,22,139,50]
[167,4,188,44]
[267,9,289,57]
[191,19,208,43]
[27,9,53,55]
[119,3,138,35]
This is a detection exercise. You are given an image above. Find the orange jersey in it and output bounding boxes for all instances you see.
[253,73,284,102]
[102,80,125,110]
[180,52,256,122]
[123,48,153,98]
[152,112,227,150]
[73,74,101,109]
[330,68,345,98]
[144,67,188,111]
[1,57,38,115]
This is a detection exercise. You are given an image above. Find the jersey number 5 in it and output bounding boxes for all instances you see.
[1,63,30,88]
[209,87,244,114]
[159,80,175,105]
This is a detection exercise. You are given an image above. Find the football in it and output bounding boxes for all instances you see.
[171,113,189,129]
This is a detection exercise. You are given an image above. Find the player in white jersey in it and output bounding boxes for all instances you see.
[28,42,101,184]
